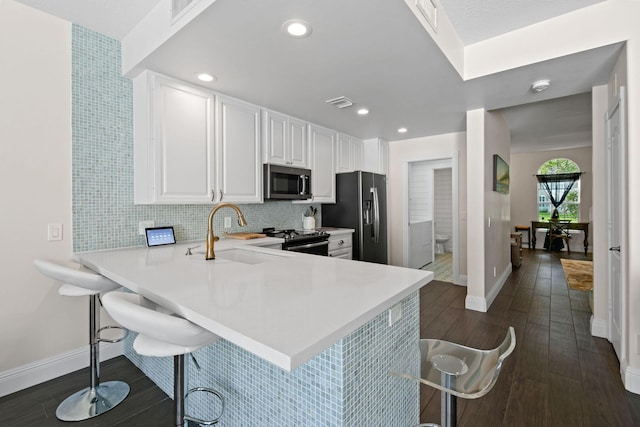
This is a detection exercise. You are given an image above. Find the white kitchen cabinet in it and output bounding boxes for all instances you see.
[134,71,216,204]
[263,110,308,168]
[216,95,262,203]
[307,124,336,203]
[363,138,389,175]
[134,71,261,204]
[336,133,363,173]
[328,231,353,259]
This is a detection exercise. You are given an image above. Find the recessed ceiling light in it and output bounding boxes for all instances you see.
[197,73,216,82]
[283,20,312,38]
[357,108,369,116]
[531,79,550,92]
[398,127,408,133]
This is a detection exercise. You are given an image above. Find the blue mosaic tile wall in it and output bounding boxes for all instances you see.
[71,25,319,253]
[125,292,419,426]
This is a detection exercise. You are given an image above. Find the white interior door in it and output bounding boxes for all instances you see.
[606,87,626,362]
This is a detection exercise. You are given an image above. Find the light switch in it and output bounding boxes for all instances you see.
[48,223,63,241]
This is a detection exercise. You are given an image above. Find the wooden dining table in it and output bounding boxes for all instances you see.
[530,220,590,255]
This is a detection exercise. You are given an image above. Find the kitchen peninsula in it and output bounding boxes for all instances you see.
[76,239,432,426]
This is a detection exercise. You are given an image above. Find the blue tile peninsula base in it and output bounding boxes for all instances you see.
[124,292,420,426]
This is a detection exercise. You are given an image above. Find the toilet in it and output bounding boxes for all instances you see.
[435,235,449,254]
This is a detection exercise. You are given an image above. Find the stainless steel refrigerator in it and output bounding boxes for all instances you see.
[322,171,387,264]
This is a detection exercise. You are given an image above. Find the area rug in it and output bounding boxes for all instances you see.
[560,259,593,291]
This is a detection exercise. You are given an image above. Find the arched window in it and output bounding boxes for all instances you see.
[537,158,581,221]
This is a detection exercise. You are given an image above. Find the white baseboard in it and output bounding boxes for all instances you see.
[0,342,123,397]
[465,295,487,312]
[622,360,640,395]
[590,315,608,339]
[465,264,511,313]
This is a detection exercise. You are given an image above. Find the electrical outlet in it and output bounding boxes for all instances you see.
[224,217,232,228]
[138,220,155,235]
[388,303,402,326]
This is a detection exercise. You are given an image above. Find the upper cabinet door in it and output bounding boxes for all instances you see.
[143,73,215,204]
[288,117,308,168]
[308,124,336,203]
[263,110,309,168]
[336,133,352,173]
[217,95,262,203]
[263,110,288,166]
[336,133,363,173]
[363,138,389,175]
[352,137,364,171]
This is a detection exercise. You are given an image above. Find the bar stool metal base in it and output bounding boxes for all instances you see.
[55,381,130,421]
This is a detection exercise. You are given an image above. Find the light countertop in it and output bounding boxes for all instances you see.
[76,239,432,371]
[316,227,355,236]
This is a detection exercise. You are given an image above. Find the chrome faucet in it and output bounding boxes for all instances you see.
[206,203,247,260]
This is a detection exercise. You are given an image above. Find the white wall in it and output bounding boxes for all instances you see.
[466,109,511,312]
[510,146,593,252]
[0,0,79,375]
[388,132,467,279]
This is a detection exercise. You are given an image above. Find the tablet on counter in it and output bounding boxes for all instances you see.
[145,226,176,247]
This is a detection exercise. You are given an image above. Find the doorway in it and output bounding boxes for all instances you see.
[404,157,460,284]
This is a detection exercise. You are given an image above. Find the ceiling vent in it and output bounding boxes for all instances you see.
[172,0,195,19]
[325,96,355,109]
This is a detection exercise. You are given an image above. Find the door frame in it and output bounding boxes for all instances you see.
[402,153,462,284]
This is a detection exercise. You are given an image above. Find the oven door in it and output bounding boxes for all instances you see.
[284,240,329,256]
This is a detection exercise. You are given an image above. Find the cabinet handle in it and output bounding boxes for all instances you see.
[338,240,344,245]
[211,190,216,202]
[220,189,224,201]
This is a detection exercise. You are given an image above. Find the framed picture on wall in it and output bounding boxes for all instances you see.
[493,154,509,194]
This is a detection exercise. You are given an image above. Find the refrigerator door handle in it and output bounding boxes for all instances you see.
[371,186,380,243]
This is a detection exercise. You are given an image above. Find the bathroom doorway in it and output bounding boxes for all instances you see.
[405,158,458,283]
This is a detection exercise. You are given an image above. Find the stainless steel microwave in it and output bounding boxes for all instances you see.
[264,164,312,200]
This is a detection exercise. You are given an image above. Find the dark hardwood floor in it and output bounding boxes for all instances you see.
[2,249,639,426]
[0,356,174,426]
[420,249,640,426]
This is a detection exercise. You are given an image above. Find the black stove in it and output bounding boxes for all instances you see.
[262,228,329,255]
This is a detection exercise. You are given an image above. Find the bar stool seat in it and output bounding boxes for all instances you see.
[390,327,516,427]
[33,259,130,421]
[102,291,224,426]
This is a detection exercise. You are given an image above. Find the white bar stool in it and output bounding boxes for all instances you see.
[101,291,224,426]
[390,327,516,427]
[33,259,130,421]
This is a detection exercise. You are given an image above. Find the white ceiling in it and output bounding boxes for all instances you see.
[439,0,605,45]
[15,0,619,150]
[16,0,159,40]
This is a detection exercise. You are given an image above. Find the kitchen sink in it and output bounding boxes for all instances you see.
[213,248,287,265]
